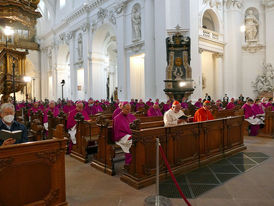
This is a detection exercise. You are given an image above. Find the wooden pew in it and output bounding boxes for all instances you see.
[240,107,273,138]
[91,115,164,175]
[48,111,68,139]
[91,116,117,175]
[224,116,245,155]
[29,118,44,141]
[258,108,274,138]
[70,113,100,163]
[29,109,44,123]
[0,124,68,206]
[120,116,246,189]
[184,102,197,116]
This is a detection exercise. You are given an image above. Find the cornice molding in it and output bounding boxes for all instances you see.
[262,0,274,8]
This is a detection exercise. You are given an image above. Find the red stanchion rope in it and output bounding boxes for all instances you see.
[158,144,192,206]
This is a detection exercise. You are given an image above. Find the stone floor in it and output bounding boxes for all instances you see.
[66,136,274,206]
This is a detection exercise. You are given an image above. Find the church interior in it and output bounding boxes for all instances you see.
[0,0,274,205]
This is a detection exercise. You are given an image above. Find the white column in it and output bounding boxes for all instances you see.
[40,49,48,100]
[116,11,127,100]
[265,5,274,65]
[82,24,92,100]
[91,53,107,100]
[144,0,155,99]
[154,0,167,101]
[190,0,202,100]
[34,74,41,100]
[214,54,224,100]
[52,44,59,100]
[166,0,190,30]
[224,4,243,98]
[68,32,77,101]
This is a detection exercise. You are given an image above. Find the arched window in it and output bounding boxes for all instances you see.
[202,10,219,32]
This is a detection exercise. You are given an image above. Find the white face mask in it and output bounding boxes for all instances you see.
[3,115,14,123]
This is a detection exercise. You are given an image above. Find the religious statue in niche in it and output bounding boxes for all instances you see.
[131,4,141,42]
[77,33,83,60]
[245,8,259,42]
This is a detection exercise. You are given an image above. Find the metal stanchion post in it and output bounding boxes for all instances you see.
[144,138,172,206]
[156,138,160,206]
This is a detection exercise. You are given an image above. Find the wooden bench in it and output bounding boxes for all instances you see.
[48,111,68,139]
[70,113,100,163]
[120,116,246,189]
[240,107,273,137]
[0,124,68,206]
[258,108,274,138]
[29,118,44,141]
[90,115,164,175]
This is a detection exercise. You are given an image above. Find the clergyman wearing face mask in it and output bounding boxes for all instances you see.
[0,103,28,146]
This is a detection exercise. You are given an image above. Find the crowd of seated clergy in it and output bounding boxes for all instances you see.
[1,93,273,148]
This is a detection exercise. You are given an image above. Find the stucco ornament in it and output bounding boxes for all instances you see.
[252,63,274,94]
[226,0,243,9]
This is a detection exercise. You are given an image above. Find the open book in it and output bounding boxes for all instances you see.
[0,129,22,142]
[178,115,191,120]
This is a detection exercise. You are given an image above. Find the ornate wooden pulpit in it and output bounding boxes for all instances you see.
[0,48,27,103]
[0,0,41,50]
[164,29,195,100]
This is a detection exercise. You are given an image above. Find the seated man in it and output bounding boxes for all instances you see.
[242,99,263,136]
[136,99,145,111]
[67,101,90,130]
[226,98,235,110]
[193,100,214,122]
[113,102,136,165]
[90,100,103,115]
[43,100,60,131]
[112,102,123,119]
[215,99,223,111]
[85,98,94,116]
[0,103,28,146]
[28,101,40,117]
[163,100,172,113]
[265,98,274,111]
[194,98,203,108]
[67,101,90,152]
[63,100,75,114]
[164,101,188,126]
[252,99,264,117]
[146,98,154,107]
[181,97,188,110]
[147,102,162,117]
